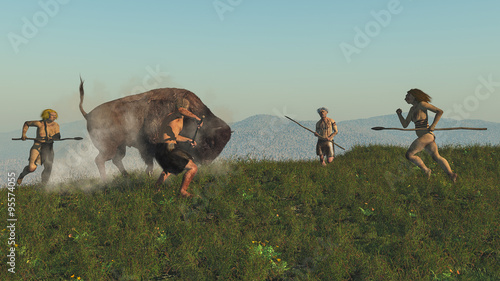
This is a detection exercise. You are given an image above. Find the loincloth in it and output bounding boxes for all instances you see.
[29,142,54,166]
[415,118,435,140]
[155,143,193,175]
[316,140,334,157]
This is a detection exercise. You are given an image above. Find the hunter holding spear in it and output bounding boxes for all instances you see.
[396,89,458,182]
[16,109,61,185]
[315,107,338,166]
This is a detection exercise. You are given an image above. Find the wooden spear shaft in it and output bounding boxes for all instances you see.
[371,127,487,131]
[285,116,345,150]
[191,115,205,144]
[12,137,83,141]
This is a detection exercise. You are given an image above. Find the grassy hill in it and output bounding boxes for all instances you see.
[1,145,499,280]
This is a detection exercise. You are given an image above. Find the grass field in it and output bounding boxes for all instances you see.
[1,145,499,280]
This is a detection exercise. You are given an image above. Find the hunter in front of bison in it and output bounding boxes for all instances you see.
[78,78,231,181]
[154,97,203,197]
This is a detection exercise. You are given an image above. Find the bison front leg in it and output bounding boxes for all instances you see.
[139,144,155,177]
[145,162,154,177]
[144,155,154,177]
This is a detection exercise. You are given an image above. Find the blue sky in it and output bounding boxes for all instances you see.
[1,0,499,133]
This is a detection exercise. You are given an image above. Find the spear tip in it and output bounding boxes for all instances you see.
[371,127,385,131]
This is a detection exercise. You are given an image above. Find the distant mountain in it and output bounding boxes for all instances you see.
[1,115,498,184]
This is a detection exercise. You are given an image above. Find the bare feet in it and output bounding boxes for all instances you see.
[180,190,194,198]
[449,173,458,183]
[321,161,327,166]
[17,177,23,185]
[424,169,432,180]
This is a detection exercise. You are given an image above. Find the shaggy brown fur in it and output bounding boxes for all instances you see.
[79,78,231,180]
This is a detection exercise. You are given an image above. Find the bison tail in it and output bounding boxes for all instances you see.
[79,76,88,119]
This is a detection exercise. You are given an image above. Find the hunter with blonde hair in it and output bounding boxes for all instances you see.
[17,109,61,185]
[41,109,58,120]
[396,89,457,182]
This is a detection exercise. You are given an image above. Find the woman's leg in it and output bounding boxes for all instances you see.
[406,134,434,178]
[425,141,458,182]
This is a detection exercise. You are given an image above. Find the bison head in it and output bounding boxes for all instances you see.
[143,88,231,165]
[177,114,231,164]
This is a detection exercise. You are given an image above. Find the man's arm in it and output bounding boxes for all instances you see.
[161,129,196,146]
[21,121,39,140]
[52,133,61,140]
[51,123,61,140]
[175,135,196,147]
[176,135,192,143]
[328,119,338,140]
[178,108,203,124]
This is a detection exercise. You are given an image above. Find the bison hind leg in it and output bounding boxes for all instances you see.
[95,152,110,180]
[112,145,129,177]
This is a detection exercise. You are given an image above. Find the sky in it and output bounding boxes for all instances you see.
[1,0,499,133]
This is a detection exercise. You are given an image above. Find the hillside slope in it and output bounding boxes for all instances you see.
[1,145,498,280]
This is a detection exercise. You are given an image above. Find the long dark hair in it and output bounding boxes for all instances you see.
[407,89,432,103]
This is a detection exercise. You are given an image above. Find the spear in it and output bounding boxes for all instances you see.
[285,116,345,150]
[371,127,487,131]
[12,137,83,141]
[190,115,205,145]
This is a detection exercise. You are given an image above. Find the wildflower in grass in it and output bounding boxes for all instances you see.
[249,240,288,274]
[359,207,374,216]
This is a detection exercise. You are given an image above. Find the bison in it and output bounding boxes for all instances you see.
[78,78,231,180]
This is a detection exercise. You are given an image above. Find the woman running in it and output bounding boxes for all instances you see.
[396,89,458,182]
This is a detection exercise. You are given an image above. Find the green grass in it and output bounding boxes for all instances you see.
[1,145,499,280]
